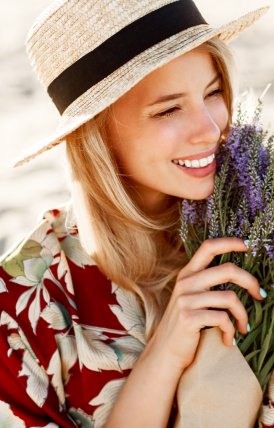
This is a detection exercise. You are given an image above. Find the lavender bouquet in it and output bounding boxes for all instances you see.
[180,100,274,394]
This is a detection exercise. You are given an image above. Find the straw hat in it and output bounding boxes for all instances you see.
[14,0,269,167]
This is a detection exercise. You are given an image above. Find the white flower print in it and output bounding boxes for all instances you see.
[89,378,126,428]
[29,221,54,249]
[7,333,26,351]
[13,250,53,334]
[32,424,59,428]
[0,278,7,293]
[0,316,49,408]
[57,250,74,295]
[41,302,71,330]
[0,311,19,330]
[43,208,71,239]
[73,323,120,372]
[47,349,66,406]
[60,235,95,268]
[0,400,26,428]
[109,336,144,370]
[110,283,146,345]
[68,407,95,428]
[19,350,49,408]
[3,319,37,361]
[11,248,76,335]
[55,333,78,383]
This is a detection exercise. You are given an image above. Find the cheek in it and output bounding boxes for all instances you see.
[213,99,229,131]
[148,120,180,152]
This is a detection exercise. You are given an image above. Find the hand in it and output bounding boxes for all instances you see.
[146,238,264,373]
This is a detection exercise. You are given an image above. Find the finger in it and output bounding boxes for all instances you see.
[178,237,248,279]
[175,262,262,301]
[192,309,235,347]
[181,290,249,334]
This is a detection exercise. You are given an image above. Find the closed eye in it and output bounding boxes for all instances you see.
[207,88,224,98]
[154,106,181,118]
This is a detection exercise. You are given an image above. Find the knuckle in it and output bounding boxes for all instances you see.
[223,262,237,277]
[201,239,214,253]
[175,276,183,289]
[224,290,238,303]
[176,269,190,283]
[218,310,230,324]
[176,274,187,286]
[179,310,192,327]
[176,277,191,294]
[176,295,187,310]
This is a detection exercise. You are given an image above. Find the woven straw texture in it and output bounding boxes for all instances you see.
[15,0,269,167]
[26,0,178,88]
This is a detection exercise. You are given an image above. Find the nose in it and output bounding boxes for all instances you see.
[186,104,223,146]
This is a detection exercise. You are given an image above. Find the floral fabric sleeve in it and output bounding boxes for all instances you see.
[0,208,146,427]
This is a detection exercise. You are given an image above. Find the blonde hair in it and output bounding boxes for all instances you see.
[65,37,235,341]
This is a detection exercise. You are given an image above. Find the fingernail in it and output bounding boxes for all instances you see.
[247,323,251,333]
[233,338,237,346]
[259,288,267,298]
[243,239,251,249]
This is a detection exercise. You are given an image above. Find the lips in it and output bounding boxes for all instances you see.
[171,145,218,177]
[172,146,218,163]
[173,156,217,178]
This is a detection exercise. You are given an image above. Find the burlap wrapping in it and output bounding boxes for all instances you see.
[174,327,263,428]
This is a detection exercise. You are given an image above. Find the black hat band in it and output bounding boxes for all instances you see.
[47,0,207,114]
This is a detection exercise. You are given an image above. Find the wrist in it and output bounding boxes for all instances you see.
[138,336,185,383]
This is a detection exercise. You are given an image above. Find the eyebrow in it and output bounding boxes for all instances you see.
[146,74,220,107]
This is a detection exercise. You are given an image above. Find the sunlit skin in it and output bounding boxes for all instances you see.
[99,50,265,428]
[107,48,229,215]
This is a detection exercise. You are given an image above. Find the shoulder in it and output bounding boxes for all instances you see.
[0,204,98,334]
[0,204,146,342]
[0,204,95,280]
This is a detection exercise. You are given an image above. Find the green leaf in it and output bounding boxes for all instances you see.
[253,301,263,328]
[2,240,42,278]
[257,352,274,394]
[239,327,261,354]
[244,349,261,363]
[257,309,274,372]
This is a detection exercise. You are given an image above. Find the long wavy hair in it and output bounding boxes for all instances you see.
[65,38,235,341]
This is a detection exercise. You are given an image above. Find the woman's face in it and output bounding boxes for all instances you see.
[107,48,229,214]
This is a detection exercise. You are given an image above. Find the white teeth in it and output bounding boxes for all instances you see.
[191,160,200,168]
[207,154,215,164]
[199,158,208,167]
[173,153,215,168]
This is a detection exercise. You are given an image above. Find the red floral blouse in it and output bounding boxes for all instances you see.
[0,207,149,427]
[0,207,273,427]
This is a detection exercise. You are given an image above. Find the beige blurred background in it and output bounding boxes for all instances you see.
[0,0,273,255]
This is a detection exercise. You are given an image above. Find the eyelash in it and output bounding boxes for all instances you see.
[155,106,180,118]
[154,89,224,119]
[208,88,224,99]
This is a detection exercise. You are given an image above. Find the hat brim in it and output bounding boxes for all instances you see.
[14,6,269,167]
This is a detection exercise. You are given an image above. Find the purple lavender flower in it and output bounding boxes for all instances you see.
[180,100,274,274]
[181,199,198,225]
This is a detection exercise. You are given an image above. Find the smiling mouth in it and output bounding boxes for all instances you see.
[172,153,215,168]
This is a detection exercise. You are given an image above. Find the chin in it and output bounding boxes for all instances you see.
[183,184,214,201]
[190,193,212,201]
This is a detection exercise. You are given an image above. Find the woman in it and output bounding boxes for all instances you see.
[0,1,271,427]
